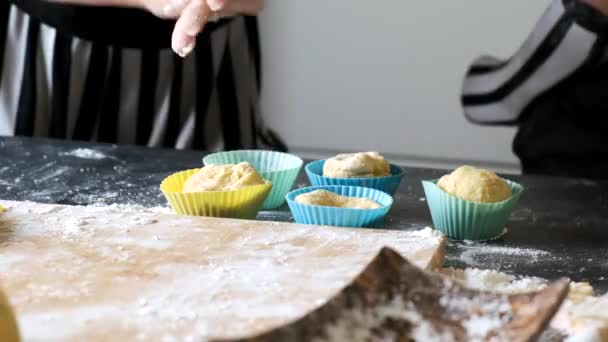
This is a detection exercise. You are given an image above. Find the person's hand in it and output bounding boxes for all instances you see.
[134,0,264,57]
[47,0,265,57]
[168,0,264,57]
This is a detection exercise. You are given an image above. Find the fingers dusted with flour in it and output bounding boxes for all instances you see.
[172,0,209,57]
[171,0,264,58]
[44,0,265,57]
[206,0,226,11]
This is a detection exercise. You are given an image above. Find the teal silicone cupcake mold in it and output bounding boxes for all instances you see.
[422,179,524,241]
[286,185,393,228]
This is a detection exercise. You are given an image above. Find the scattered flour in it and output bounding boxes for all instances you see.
[439,267,605,342]
[61,217,95,238]
[439,284,511,341]
[91,202,171,214]
[35,166,71,183]
[316,280,514,342]
[463,316,506,340]
[3,201,170,240]
[457,244,552,269]
[462,228,509,244]
[62,148,107,160]
[314,296,451,342]
[130,215,159,226]
[439,268,548,294]
[552,294,608,342]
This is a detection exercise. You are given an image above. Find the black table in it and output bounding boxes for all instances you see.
[1,136,606,294]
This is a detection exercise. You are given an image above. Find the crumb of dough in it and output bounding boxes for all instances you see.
[568,282,594,303]
[182,162,266,192]
[323,152,390,178]
[437,165,512,203]
[295,190,382,209]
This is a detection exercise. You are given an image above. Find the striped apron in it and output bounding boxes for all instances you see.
[0,1,286,151]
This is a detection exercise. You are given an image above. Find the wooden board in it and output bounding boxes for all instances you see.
[0,200,446,341]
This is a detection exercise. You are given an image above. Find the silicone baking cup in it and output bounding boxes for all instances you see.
[305,160,405,195]
[286,185,393,228]
[160,169,272,219]
[422,179,524,241]
[203,150,303,209]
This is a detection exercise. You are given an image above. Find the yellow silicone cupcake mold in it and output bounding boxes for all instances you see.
[160,169,272,219]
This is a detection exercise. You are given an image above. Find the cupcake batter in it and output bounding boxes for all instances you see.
[295,190,382,209]
[437,165,512,203]
[182,162,266,192]
[323,152,390,178]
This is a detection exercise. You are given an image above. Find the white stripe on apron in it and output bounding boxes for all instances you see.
[0,6,28,135]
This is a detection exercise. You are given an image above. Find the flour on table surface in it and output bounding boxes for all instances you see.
[61,148,107,160]
[0,155,166,207]
[450,241,554,270]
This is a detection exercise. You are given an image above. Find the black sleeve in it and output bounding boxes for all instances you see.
[461,0,608,125]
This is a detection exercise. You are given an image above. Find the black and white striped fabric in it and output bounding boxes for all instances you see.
[0,1,286,151]
[462,0,608,125]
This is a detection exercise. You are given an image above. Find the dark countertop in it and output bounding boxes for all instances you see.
[0,136,606,294]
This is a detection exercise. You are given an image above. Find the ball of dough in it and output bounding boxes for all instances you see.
[323,152,391,178]
[182,162,266,192]
[295,190,382,209]
[437,165,512,203]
